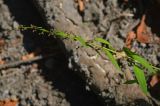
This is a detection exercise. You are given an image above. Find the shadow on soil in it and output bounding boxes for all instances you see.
[4,0,103,106]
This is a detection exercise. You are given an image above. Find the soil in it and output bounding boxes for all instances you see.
[0,0,102,106]
[0,0,160,106]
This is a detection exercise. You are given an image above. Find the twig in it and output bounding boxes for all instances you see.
[0,54,54,70]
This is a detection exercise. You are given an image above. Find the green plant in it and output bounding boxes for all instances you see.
[19,25,160,95]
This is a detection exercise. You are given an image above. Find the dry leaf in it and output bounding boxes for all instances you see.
[0,38,5,46]
[0,59,5,65]
[125,31,136,48]
[0,100,18,106]
[78,0,85,12]
[22,52,35,61]
[136,14,150,43]
[150,74,160,87]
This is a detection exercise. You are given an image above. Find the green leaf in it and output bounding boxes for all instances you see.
[95,37,110,45]
[123,47,156,74]
[124,80,137,84]
[123,47,136,57]
[132,55,156,74]
[54,31,68,38]
[95,37,114,50]
[133,65,148,94]
[103,48,121,71]
[75,36,87,47]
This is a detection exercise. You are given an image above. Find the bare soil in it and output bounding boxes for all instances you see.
[0,0,160,106]
[0,0,102,106]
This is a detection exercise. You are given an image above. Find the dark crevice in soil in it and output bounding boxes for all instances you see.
[3,0,45,52]
[3,0,103,106]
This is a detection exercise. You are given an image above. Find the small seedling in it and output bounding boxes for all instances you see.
[19,25,160,95]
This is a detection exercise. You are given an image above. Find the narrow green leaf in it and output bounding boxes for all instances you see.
[95,37,110,45]
[54,31,68,38]
[103,48,121,71]
[123,47,136,57]
[132,55,155,74]
[133,65,148,94]
[95,37,114,50]
[123,47,156,74]
[75,36,87,47]
[124,80,137,84]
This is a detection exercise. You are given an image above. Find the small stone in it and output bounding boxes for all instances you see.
[140,43,146,48]
[157,52,160,58]
[85,85,90,91]
[30,68,38,73]
[20,100,27,106]
[11,95,18,101]
[150,55,159,65]
[13,21,19,29]
[61,99,69,106]
[108,36,124,50]
[37,90,48,99]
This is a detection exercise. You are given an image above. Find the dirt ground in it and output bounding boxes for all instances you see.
[0,0,103,106]
[0,0,160,106]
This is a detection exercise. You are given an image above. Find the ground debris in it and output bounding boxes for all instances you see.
[0,99,18,106]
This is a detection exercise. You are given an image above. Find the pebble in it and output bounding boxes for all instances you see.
[13,21,19,29]
[20,100,27,106]
[10,95,18,101]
